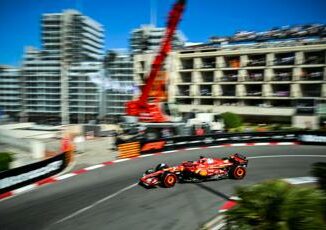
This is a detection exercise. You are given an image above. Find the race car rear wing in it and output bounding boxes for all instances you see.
[230,153,248,165]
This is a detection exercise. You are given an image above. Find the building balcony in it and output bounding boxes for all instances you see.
[301,91,321,98]
[82,38,104,49]
[244,74,264,81]
[247,59,266,67]
[0,96,20,100]
[246,91,262,97]
[26,98,59,101]
[23,66,61,71]
[270,91,291,97]
[200,60,215,69]
[25,91,60,95]
[224,57,240,68]
[221,75,238,82]
[272,56,295,66]
[271,74,292,81]
[300,70,324,81]
[199,89,212,96]
[303,52,325,65]
[83,26,104,38]
[0,85,20,89]
[82,18,104,32]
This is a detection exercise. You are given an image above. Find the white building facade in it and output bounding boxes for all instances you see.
[0,66,22,120]
[134,38,326,128]
[130,25,185,55]
[104,50,134,122]
[21,10,104,124]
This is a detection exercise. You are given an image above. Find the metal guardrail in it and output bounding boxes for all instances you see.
[117,130,326,154]
[0,152,70,194]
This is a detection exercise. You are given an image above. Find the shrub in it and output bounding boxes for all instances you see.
[0,152,13,171]
[226,180,326,229]
[221,112,243,130]
[311,162,326,192]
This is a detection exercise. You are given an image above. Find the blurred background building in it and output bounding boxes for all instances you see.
[130,24,185,55]
[103,50,134,123]
[1,9,325,129]
[134,24,326,129]
[0,65,22,121]
[21,10,104,125]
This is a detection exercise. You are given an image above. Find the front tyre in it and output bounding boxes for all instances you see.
[230,166,246,179]
[162,172,177,188]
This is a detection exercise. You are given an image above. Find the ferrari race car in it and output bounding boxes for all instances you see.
[139,153,248,188]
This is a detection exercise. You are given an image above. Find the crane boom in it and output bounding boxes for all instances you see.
[126,0,186,122]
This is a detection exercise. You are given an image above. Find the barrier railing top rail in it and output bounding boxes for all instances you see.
[117,130,326,154]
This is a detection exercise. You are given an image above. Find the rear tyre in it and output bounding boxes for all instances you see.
[161,172,177,188]
[229,166,246,179]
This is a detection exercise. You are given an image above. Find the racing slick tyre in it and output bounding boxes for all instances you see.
[161,172,177,188]
[229,166,246,180]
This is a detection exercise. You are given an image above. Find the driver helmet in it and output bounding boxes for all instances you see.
[155,163,169,171]
[207,158,214,164]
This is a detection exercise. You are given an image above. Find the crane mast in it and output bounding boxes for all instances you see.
[126,0,186,122]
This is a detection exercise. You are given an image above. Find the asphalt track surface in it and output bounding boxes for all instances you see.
[0,145,325,230]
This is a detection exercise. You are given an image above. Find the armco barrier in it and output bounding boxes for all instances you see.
[0,152,69,194]
[117,130,326,155]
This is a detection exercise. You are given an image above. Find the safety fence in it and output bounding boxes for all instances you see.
[0,152,70,194]
[117,130,326,156]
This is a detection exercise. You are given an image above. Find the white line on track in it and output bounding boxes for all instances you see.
[253,143,270,146]
[12,184,36,194]
[84,164,104,171]
[138,154,154,158]
[248,155,326,159]
[56,173,75,180]
[230,143,248,147]
[113,159,129,163]
[283,176,317,185]
[276,142,296,145]
[185,147,201,151]
[54,183,138,224]
[207,145,222,148]
[162,150,177,153]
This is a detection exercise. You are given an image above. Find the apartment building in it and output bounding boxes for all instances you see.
[0,66,22,119]
[134,35,326,128]
[104,50,134,122]
[68,62,102,123]
[22,10,104,124]
[130,24,185,55]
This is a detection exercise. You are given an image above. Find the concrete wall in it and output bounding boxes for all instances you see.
[0,131,45,159]
[292,115,319,129]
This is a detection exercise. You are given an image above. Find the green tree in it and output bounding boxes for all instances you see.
[0,152,13,171]
[226,180,326,230]
[221,112,243,130]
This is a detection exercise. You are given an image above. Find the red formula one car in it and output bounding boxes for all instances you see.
[139,153,248,188]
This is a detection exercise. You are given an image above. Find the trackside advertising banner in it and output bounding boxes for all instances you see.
[298,132,326,145]
[131,131,326,154]
[0,152,67,194]
[137,131,299,154]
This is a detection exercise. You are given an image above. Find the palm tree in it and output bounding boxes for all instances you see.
[226,180,325,230]
[311,162,326,192]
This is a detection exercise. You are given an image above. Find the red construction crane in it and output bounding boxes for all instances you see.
[125,0,186,122]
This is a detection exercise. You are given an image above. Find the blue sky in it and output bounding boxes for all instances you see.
[0,0,325,66]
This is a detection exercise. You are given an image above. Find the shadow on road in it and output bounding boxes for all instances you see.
[194,182,231,200]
